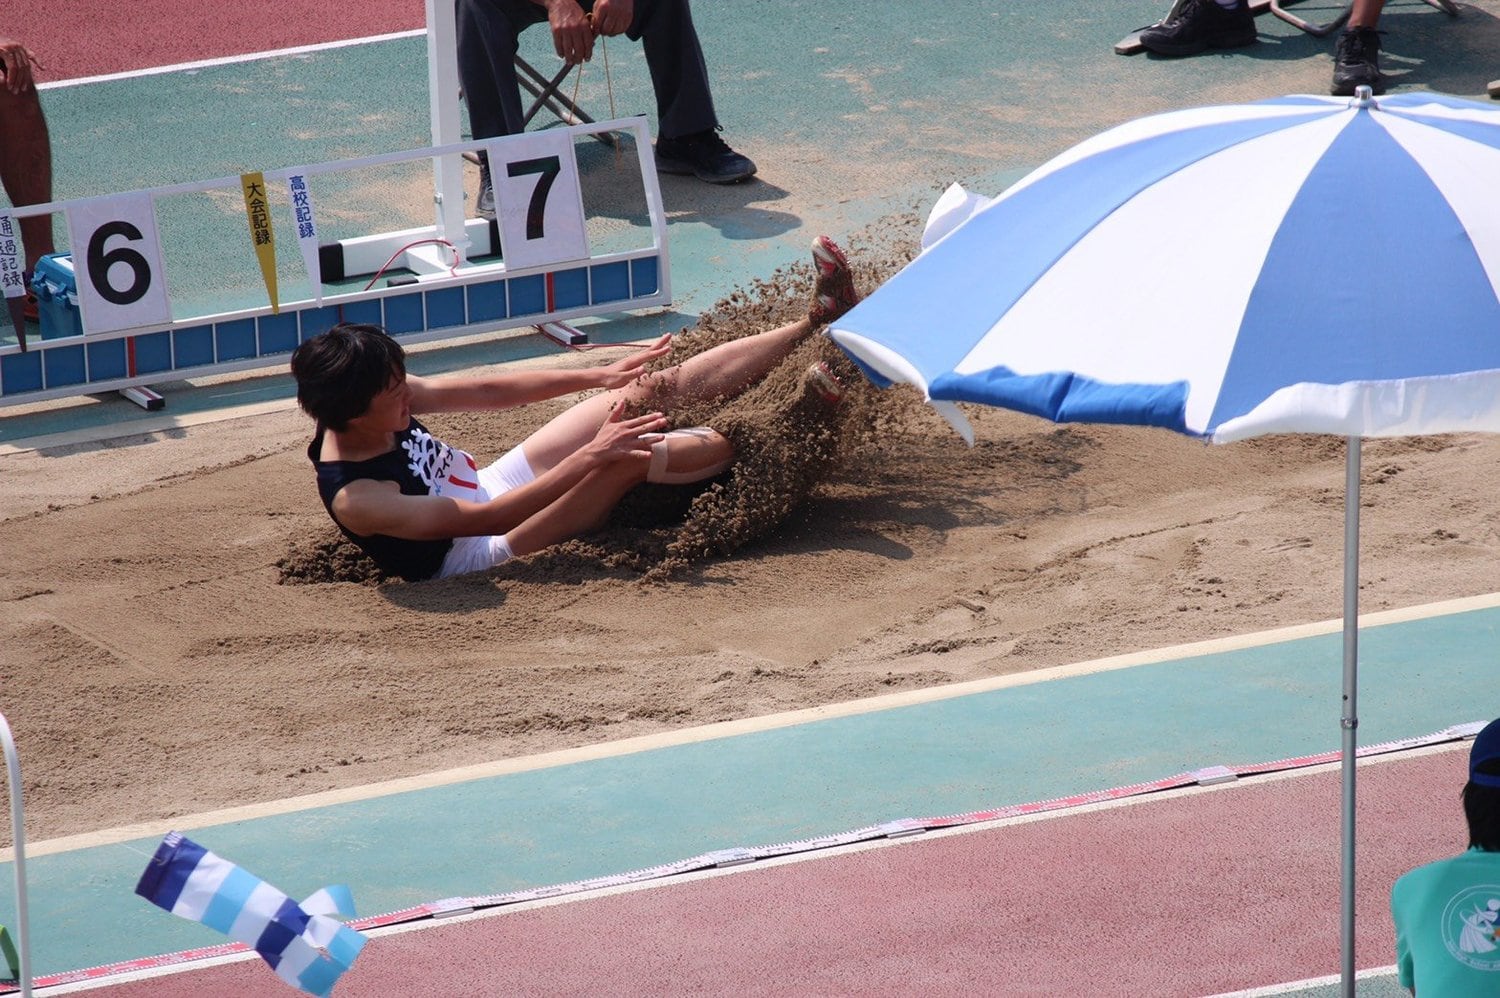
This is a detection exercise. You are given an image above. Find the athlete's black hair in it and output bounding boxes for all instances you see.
[290,323,406,431]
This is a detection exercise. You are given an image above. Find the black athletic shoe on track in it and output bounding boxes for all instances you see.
[1331,27,1385,96]
[1139,0,1257,56]
[654,129,757,184]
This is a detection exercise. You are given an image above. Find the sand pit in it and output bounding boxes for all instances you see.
[4,219,1500,845]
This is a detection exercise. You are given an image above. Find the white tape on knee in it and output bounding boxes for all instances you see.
[646,427,731,484]
[648,438,673,482]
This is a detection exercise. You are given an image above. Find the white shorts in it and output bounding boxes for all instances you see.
[436,444,535,578]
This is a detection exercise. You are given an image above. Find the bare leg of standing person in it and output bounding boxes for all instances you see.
[0,44,56,271]
[0,38,56,339]
[1349,0,1386,26]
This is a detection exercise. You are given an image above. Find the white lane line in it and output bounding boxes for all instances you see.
[44,747,1454,994]
[1204,964,1400,996]
[39,30,425,90]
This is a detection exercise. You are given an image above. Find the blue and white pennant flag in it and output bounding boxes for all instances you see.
[135,831,367,996]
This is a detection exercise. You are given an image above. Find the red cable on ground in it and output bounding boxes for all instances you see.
[361,239,460,291]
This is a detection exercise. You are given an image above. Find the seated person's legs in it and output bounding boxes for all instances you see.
[456,0,547,140]
[458,0,754,186]
[635,0,756,183]
[456,0,551,217]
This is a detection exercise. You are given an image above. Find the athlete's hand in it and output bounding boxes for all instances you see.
[546,0,595,63]
[590,0,634,37]
[0,38,38,94]
[585,400,667,465]
[593,333,672,389]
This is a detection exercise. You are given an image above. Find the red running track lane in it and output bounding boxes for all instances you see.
[94,747,1466,997]
[13,0,423,83]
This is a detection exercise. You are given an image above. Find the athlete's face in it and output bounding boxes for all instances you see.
[354,371,411,434]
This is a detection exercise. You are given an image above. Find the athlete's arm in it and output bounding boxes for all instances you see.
[332,403,666,539]
[407,335,671,414]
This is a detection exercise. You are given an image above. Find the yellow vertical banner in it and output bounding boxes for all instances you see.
[240,171,279,314]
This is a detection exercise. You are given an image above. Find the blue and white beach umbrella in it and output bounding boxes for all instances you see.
[830,88,1500,996]
[832,90,1500,446]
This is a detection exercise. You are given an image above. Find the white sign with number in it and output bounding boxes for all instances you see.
[67,192,173,334]
[485,130,589,272]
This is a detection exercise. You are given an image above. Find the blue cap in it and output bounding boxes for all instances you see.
[1472,718,1500,788]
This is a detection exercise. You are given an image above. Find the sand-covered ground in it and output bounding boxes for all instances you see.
[4,221,1500,845]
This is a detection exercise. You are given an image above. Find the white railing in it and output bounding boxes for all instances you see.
[0,714,30,997]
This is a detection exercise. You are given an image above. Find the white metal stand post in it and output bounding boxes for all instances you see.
[425,0,470,266]
[0,714,30,997]
[1339,436,1361,998]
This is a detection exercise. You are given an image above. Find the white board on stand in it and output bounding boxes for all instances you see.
[484,129,589,272]
[66,193,174,335]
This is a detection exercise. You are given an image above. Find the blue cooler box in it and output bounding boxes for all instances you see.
[30,253,83,340]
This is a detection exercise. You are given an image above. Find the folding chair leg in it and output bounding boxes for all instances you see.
[1269,0,1351,37]
[517,60,580,126]
[1272,0,1458,36]
[514,57,618,148]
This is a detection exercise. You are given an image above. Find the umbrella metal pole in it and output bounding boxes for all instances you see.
[1340,436,1361,998]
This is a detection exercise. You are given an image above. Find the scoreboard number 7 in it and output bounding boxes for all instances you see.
[486,130,589,272]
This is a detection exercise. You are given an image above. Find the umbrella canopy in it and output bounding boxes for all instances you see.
[829,88,1500,997]
[830,91,1500,445]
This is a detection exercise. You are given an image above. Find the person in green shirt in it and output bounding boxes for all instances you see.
[1391,717,1500,995]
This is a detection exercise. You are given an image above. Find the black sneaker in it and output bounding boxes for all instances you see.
[1139,0,1256,56]
[1331,27,1384,96]
[654,129,757,184]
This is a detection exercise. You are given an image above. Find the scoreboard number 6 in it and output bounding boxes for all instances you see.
[87,221,153,306]
[67,192,173,334]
